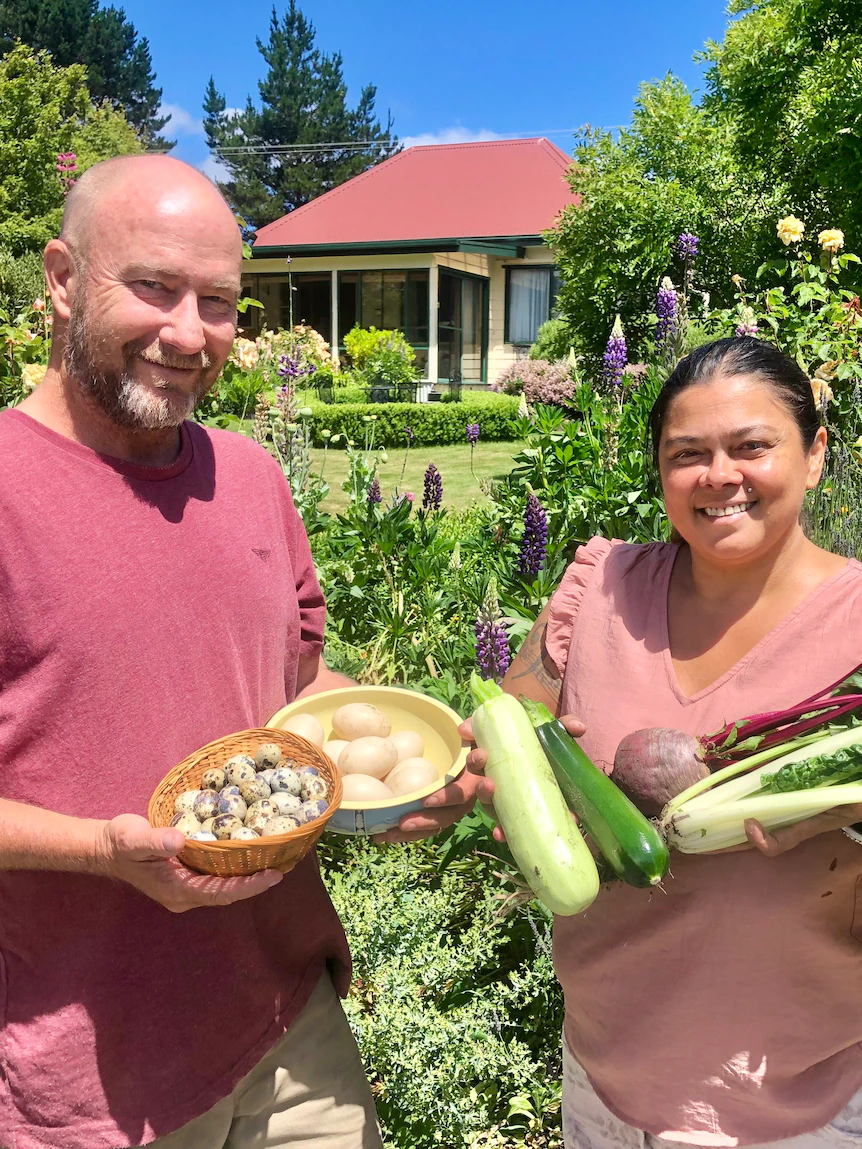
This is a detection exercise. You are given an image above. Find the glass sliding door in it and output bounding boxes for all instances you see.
[437,270,488,385]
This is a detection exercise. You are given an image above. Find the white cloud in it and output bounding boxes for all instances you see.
[201,154,230,183]
[400,126,504,149]
[159,103,205,137]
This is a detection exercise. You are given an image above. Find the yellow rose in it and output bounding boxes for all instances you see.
[777,215,805,246]
[20,363,47,392]
[231,337,258,371]
[811,377,833,407]
[818,228,845,254]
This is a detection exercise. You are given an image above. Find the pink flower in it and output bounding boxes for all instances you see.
[404,492,415,502]
[32,298,45,312]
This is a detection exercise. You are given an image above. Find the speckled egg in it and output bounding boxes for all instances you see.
[244,808,271,835]
[230,827,259,841]
[188,830,217,841]
[247,798,279,821]
[170,812,201,836]
[255,742,283,770]
[239,776,272,805]
[271,792,303,818]
[174,789,202,816]
[270,766,301,796]
[300,774,329,802]
[258,768,277,789]
[299,799,329,823]
[201,817,216,833]
[211,813,243,840]
[262,815,301,836]
[224,755,257,787]
[295,764,320,780]
[192,790,221,821]
[200,767,227,792]
[217,791,248,820]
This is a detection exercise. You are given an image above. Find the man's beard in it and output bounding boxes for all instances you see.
[64,296,218,431]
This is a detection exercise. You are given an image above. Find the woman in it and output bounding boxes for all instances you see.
[384,337,862,1149]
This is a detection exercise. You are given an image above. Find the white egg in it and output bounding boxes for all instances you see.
[280,712,325,747]
[322,739,350,770]
[338,736,398,780]
[331,702,391,741]
[340,774,393,802]
[386,759,440,798]
[389,729,425,764]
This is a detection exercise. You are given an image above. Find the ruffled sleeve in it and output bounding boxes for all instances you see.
[545,536,616,677]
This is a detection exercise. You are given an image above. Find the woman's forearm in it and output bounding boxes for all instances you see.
[503,602,564,715]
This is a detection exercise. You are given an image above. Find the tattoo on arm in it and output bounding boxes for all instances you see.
[508,620,561,703]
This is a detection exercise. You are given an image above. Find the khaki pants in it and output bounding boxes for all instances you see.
[146,974,382,1149]
[563,1043,862,1149]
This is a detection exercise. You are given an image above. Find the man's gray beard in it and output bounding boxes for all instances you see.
[64,301,214,431]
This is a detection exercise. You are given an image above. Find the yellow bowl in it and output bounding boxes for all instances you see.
[267,686,467,836]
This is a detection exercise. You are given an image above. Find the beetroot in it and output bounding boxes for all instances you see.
[612,728,709,817]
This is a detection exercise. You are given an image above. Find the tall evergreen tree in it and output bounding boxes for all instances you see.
[0,0,170,146]
[204,2,395,231]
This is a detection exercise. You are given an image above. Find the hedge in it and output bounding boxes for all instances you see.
[306,392,520,447]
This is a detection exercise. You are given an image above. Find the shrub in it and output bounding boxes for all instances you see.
[307,394,520,446]
[343,325,419,387]
[493,359,577,407]
[0,248,45,316]
[529,318,573,361]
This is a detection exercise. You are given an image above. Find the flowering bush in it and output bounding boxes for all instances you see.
[492,358,576,407]
[0,300,51,408]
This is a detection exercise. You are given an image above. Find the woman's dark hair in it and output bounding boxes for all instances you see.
[649,337,820,464]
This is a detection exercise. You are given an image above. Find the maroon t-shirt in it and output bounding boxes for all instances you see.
[0,410,350,1149]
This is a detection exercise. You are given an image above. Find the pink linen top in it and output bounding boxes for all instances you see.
[545,537,862,1147]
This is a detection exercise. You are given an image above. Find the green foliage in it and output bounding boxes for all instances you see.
[343,325,418,389]
[0,299,49,407]
[203,1,394,231]
[0,44,141,254]
[320,835,564,1149]
[702,0,862,248]
[0,246,43,314]
[0,0,170,144]
[307,394,520,447]
[529,318,573,361]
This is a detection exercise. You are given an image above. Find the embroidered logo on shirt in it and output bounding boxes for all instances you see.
[251,548,271,562]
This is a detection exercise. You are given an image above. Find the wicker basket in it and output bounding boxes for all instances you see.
[148,728,342,877]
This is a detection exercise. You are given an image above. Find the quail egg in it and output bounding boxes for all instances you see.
[245,808,272,835]
[170,812,202,835]
[188,830,218,841]
[262,815,301,836]
[270,766,301,796]
[255,742,283,770]
[230,827,260,841]
[258,768,277,789]
[247,798,279,821]
[174,789,202,816]
[201,817,216,833]
[300,773,329,802]
[239,776,272,805]
[200,767,227,792]
[299,799,329,823]
[271,792,303,818]
[224,754,257,787]
[217,791,248,820]
[193,790,220,821]
[295,764,320,780]
[211,813,243,840]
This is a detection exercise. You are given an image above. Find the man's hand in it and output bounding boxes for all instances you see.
[97,814,283,912]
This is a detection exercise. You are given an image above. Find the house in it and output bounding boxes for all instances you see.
[244,137,577,389]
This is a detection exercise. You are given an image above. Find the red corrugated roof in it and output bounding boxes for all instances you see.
[253,137,577,248]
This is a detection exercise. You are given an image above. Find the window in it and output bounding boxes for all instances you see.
[240,273,332,344]
[505,266,561,346]
[338,270,429,374]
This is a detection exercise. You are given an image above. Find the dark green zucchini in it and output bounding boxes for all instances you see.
[520,698,670,888]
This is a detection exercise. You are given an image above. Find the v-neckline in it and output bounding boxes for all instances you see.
[659,547,861,706]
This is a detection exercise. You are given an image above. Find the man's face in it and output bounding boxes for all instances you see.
[62,189,242,431]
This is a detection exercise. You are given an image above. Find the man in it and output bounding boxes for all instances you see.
[0,154,387,1149]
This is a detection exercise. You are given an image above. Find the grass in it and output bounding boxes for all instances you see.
[310,440,521,512]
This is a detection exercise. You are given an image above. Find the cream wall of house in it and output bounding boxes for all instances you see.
[244,243,557,385]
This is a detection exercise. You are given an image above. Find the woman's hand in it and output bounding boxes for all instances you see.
[743,804,862,857]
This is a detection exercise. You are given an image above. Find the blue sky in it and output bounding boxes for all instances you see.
[119,0,731,174]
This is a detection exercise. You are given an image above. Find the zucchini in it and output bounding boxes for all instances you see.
[470,674,599,916]
[520,698,670,889]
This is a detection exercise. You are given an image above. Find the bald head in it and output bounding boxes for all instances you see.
[60,154,241,266]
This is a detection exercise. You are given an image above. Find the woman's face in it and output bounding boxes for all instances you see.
[658,374,826,567]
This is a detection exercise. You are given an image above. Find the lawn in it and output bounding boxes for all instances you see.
[310,439,521,512]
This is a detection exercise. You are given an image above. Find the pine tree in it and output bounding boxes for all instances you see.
[0,0,170,146]
[203,2,395,231]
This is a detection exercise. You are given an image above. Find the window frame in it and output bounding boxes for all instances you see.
[504,265,560,346]
[336,269,430,362]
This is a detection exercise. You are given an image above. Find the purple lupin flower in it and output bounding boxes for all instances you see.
[422,463,443,511]
[676,232,699,261]
[602,315,628,387]
[735,307,758,338]
[517,493,548,578]
[475,577,511,682]
[466,423,480,445]
[367,478,382,504]
[403,425,415,442]
[655,277,678,352]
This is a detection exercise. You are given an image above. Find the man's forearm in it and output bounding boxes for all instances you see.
[0,797,108,873]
